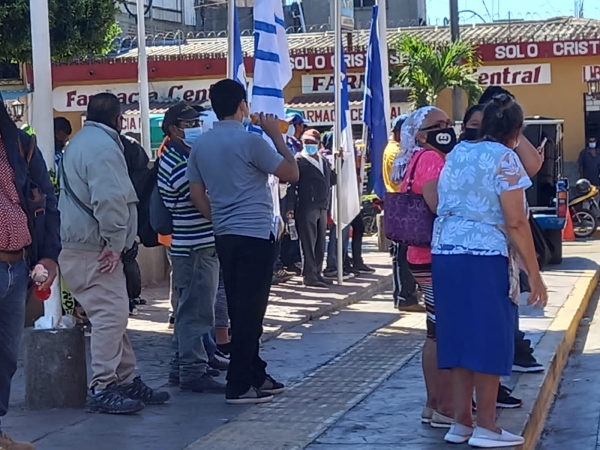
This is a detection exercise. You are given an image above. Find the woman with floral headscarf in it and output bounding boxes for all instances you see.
[395,106,458,428]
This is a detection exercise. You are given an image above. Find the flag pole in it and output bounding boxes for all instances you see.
[136,0,151,156]
[334,0,344,286]
[227,0,236,79]
[377,0,390,134]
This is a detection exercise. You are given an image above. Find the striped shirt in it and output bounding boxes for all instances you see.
[157,141,214,256]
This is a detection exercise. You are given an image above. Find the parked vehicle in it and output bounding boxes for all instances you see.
[569,179,599,238]
[523,117,567,265]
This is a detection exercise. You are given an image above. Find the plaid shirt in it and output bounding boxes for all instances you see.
[0,136,31,251]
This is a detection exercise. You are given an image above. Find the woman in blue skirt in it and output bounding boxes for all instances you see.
[431,94,548,448]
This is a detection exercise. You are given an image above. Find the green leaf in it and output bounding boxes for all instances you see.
[0,0,120,63]
[391,35,484,108]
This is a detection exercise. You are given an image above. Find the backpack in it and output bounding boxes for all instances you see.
[149,157,173,236]
[120,135,163,247]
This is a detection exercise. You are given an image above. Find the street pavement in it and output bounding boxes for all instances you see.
[4,239,600,450]
[538,283,600,449]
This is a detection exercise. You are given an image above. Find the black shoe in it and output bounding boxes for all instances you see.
[512,354,544,373]
[304,279,328,288]
[496,385,523,409]
[217,344,231,357]
[86,383,145,414]
[120,376,170,405]
[170,368,220,386]
[209,355,230,371]
[317,276,334,285]
[180,373,227,393]
[254,375,285,395]
[226,387,274,405]
[132,297,147,305]
[344,265,361,275]
[353,262,375,273]
[168,315,175,330]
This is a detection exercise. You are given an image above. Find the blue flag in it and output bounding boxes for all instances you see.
[363,5,388,199]
[233,6,247,86]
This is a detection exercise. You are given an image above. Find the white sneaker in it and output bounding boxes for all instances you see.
[421,406,434,424]
[445,423,473,444]
[468,426,525,448]
[430,411,453,429]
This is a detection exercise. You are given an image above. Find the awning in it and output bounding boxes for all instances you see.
[0,89,31,101]
[286,90,410,108]
[122,100,209,116]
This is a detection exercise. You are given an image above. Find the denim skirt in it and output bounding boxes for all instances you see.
[432,254,517,376]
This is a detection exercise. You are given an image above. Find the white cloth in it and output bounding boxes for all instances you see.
[391,106,435,183]
[300,151,324,174]
[249,0,292,235]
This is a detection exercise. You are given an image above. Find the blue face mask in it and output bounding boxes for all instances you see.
[242,116,252,128]
[304,144,319,155]
[182,127,202,147]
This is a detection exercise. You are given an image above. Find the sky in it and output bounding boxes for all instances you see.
[426,0,599,25]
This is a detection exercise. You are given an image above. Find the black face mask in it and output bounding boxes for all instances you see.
[462,127,480,142]
[426,128,457,154]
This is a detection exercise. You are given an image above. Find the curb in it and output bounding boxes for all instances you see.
[262,273,393,343]
[497,268,600,450]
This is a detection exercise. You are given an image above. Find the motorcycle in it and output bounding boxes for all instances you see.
[569,179,599,238]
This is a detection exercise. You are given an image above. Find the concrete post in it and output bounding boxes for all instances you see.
[377,212,390,252]
[23,327,87,410]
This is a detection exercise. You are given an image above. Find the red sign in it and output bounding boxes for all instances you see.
[290,52,401,71]
[479,39,600,61]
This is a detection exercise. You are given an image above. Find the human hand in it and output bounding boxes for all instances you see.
[286,210,294,219]
[36,258,58,290]
[527,273,548,308]
[98,248,122,274]
[257,113,283,139]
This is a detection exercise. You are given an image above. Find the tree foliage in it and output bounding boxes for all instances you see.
[391,35,483,108]
[0,0,120,63]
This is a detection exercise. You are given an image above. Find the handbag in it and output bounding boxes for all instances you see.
[384,151,436,247]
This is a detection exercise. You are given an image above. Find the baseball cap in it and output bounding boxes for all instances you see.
[286,113,308,126]
[162,102,201,135]
[301,129,321,142]
[392,114,409,132]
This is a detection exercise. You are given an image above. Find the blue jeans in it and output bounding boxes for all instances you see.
[326,224,350,271]
[0,260,29,432]
[170,247,219,382]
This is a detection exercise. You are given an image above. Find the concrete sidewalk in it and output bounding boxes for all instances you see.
[5,238,393,449]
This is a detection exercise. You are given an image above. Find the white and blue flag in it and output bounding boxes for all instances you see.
[332,39,361,229]
[363,5,388,199]
[250,0,293,235]
[233,6,247,87]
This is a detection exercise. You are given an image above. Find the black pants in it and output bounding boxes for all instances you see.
[350,212,365,266]
[296,208,328,282]
[391,242,418,306]
[215,234,276,396]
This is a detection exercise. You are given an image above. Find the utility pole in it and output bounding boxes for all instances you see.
[227,0,235,78]
[449,0,463,121]
[137,0,152,156]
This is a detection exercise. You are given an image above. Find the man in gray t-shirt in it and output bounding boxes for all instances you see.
[187,123,283,240]
[187,79,298,405]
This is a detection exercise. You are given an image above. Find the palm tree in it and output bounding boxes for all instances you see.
[391,35,483,108]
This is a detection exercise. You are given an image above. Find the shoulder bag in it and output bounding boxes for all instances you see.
[384,151,436,247]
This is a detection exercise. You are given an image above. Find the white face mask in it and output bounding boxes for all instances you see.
[182,127,202,147]
[590,142,597,149]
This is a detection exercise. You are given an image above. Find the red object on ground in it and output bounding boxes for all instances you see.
[33,284,51,301]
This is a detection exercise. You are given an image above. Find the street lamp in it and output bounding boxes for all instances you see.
[588,78,600,100]
[10,99,24,121]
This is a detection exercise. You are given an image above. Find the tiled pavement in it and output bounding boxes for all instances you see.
[5,239,600,450]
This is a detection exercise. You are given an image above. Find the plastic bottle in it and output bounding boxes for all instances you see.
[250,114,290,133]
[288,219,299,241]
[31,264,51,301]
